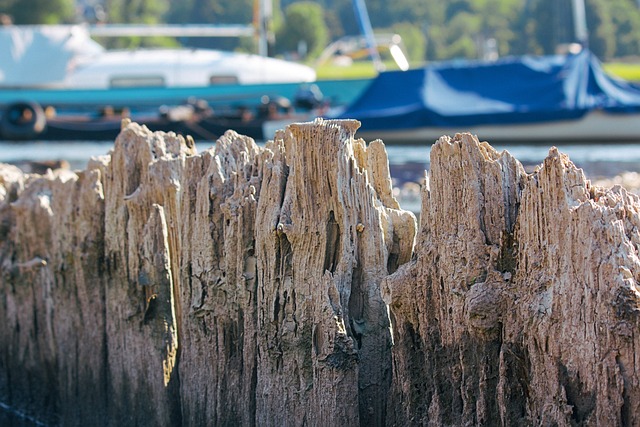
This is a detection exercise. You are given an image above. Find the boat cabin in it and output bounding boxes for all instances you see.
[0,25,317,89]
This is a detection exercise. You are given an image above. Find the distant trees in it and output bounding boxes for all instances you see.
[522,0,574,55]
[585,0,616,58]
[427,0,640,60]
[609,0,640,57]
[519,0,640,59]
[104,0,169,25]
[412,0,522,60]
[166,0,253,25]
[388,22,426,63]
[164,0,257,51]
[0,0,74,24]
[3,0,640,61]
[101,0,172,48]
[275,2,328,58]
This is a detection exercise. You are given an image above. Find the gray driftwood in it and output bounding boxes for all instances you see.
[1,122,640,426]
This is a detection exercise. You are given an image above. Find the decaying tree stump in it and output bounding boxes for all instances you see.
[1,121,640,426]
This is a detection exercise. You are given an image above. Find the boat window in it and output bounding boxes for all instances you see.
[110,76,165,88]
[209,75,239,85]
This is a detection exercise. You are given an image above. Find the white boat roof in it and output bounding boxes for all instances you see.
[0,25,103,87]
[67,48,317,88]
[0,25,316,89]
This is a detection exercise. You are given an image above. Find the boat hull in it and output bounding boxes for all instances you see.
[0,79,371,142]
[1,114,267,142]
[0,79,371,110]
[350,111,640,144]
[337,50,640,145]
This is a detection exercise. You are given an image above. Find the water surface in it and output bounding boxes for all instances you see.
[2,140,640,213]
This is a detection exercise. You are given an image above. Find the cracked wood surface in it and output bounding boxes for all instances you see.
[382,133,640,426]
[0,119,414,426]
[1,123,640,426]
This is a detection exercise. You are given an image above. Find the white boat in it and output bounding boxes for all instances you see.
[66,48,316,88]
[0,25,316,89]
[0,25,370,141]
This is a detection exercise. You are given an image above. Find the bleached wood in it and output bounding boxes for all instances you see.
[383,133,640,426]
[3,124,640,426]
[0,120,414,426]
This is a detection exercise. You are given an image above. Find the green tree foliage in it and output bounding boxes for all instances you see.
[1,0,74,24]
[300,0,640,61]
[282,0,356,38]
[524,0,572,55]
[468,0,521,55]
[166,0,253,25]
[585,0,616,59]
[7,0,640,61]
[275,2,329,58]
[421,0,519,60]
[609,0,640,57]
[441,12,482,59]
[520,0,640,60]
[388,22,425,63]
[105,0,169,24]
[166,0,258,51]
[102,0,173,48]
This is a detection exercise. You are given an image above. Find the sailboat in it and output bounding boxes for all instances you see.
[333,47,640,144]
[324,0,640,144]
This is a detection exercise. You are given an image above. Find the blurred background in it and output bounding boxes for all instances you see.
[1,0,640,79]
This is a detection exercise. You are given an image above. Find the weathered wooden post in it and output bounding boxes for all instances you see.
[254,120,415,426]
[2,123,640,426]
[0,119,416,426]
[383,133,640,426]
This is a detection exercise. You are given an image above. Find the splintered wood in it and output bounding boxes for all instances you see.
[383,134,640,426]
[1,123,639,426]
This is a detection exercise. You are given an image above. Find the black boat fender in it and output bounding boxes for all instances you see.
[1,101,46,140]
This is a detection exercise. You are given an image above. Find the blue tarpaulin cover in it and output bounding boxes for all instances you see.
[337,50,640,131]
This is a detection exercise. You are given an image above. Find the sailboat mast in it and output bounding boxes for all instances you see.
[571,0,588,46]
[254,0,272,56]
[352,0,383,71]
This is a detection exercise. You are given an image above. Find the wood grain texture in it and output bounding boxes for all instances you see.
[0,120,414,426]
[2,124,640,426]
[383,133,640,426]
